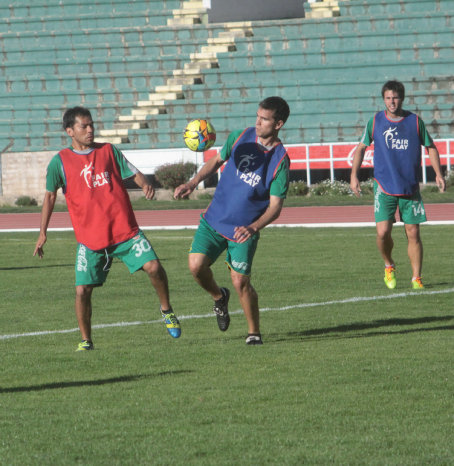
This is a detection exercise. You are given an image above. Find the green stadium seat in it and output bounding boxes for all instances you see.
[339,0,453,17]
[2,0,453,153]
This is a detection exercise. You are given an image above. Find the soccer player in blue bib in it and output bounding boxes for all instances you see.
[174,97,290,345]
[350,80,445,290]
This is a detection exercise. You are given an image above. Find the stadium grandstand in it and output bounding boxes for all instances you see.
[0,0,453,200]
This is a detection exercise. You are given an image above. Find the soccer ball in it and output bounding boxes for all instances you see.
[183,119,216,152]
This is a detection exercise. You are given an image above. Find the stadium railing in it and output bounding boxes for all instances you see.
[201,139,454,186]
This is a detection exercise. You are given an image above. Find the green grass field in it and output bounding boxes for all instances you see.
[1,226,454,464]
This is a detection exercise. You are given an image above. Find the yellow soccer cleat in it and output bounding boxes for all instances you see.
[76,340,94,351]
[411,277,424,289]
[384,266,397,289]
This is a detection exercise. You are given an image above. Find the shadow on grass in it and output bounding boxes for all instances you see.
[0,263,73,271]
[424,282,452,287]
[270,315,454,343]
[0,259,170,272]
[0,370,193,393]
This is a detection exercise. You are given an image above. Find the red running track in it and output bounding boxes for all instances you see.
[1,204,453,231]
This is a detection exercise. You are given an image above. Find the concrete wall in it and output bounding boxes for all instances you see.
[206,0,306,22]
[0,151,54,205]
[0,147,207,205]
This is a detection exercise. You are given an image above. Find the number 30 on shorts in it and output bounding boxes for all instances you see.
[132,238,152,257]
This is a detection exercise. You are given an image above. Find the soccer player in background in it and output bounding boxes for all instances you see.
[174,96,290,345]
[350,80,445,290]
[33,106,181,350]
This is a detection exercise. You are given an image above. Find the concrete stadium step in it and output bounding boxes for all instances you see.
[0,100,144,123]
[231,28,454,55]
[0,9,176,34]
[240,11,453,38]
[214,43,453,69]
[0,87,151,107]
[124,102,454,123]
[12,111,448,154]
[303,0,340,19]
[182,76,454,101]
[0,53,195,79]
[1,38,210,64]
[0,70,171,95]
[0,22,250,51]
[159,93,454,118]
[8,111,453,153]
[0,0,180,18]
[2,3,453,155]
[339,0,454,17]
[92,104,454,143]
[202,58,452,86]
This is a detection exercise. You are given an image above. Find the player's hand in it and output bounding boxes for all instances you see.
[33,233,47,259]
[174,182,195,199]
[350,176,361,198]
[233,225,256,243]
[437,176,446,192]
[142,184,155,200]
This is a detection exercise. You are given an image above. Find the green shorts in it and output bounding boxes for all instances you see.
[75,230,159,286]
[374,181,427,224]
[190,217,259,275]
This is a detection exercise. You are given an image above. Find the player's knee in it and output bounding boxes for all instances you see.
[188,255,206,278]
[143,259,161,278]
[231,273,252,295]
[376,228,392,241]
[405,225,421,242]
[76,285,93,299]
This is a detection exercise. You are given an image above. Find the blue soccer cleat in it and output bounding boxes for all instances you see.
[161,308,181,338]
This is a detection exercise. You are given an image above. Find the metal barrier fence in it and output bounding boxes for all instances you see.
[203,139,454,186]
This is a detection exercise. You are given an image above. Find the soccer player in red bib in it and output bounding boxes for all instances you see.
[174,97,290,345]
[350,81,445,290]
[34,107,181,351]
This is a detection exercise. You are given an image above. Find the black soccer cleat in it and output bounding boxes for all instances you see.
[245,334,263,345]
[213,287,230,331]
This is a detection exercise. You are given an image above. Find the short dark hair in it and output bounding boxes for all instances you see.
[381,80,405,100]
[62,106,92,130]
[259,96,290,124]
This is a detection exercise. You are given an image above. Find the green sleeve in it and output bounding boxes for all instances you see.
[270,156,290,198]
[112,145,138,179]
[359,116,375,146]
[219,130,244,161]
[45,154,65,192]
[417,117,434,147]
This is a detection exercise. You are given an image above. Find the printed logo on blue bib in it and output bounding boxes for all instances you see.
[382,126,409,150]
[234,143,265,187]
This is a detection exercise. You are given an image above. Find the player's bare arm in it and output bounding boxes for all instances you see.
[33,190,57,258]
[233,196,285,243]
[133,171,155,200]
[350,143,367,197]
[427,144,446,192]
[174,152,224,199]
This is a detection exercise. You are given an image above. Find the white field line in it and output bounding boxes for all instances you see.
[1,220,454,233]
[2,287,454,341]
